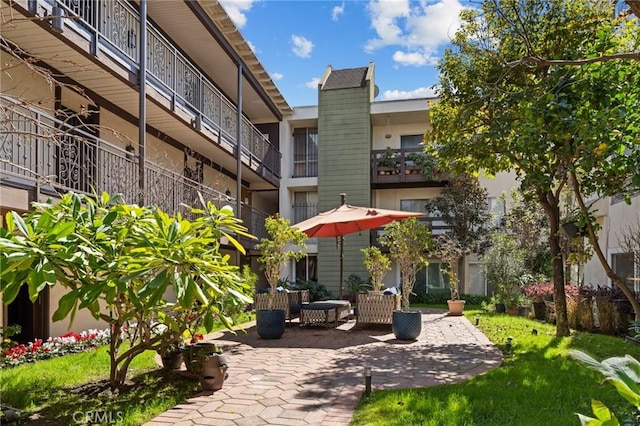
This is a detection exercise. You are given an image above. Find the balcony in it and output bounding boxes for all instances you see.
[25,0,281,186]
[369,216,451,251]
[371,148,448,188]
[0,95,270,242]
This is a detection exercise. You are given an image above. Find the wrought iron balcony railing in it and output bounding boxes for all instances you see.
[42,0,280,184]
[0,95,270,241]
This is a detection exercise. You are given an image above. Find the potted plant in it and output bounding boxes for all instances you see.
[379,217,431,340]
[481,232,527,315]
[406,151,437,178]
[182,341,228,391]
[158,339,184,370]
[425,175,493,316]
[523,281,554,320]
[377,147,399,175]
[361,246,391,293]
[432,235,467,316]
[256,215,307,339]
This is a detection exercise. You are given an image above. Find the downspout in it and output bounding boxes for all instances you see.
[138,0,147,205]
[236,64,243,265]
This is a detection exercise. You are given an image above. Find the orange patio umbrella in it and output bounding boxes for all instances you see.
[293,193,423,299]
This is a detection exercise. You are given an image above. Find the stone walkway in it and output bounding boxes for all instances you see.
[146,309,503,426]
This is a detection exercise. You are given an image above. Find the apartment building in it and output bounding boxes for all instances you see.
[278,63,518,298]
[1,1,637,342]
[278,63,639,299]
[0,0,289,340]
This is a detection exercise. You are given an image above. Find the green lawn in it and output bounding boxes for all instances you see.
[350,308,640,426]
[0,312,253,425]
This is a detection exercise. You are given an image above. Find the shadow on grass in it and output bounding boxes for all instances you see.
[348,313,638,426]
[16,369,198,426]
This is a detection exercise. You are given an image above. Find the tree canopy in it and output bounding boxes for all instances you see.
[427,0,640,336]
[0,191,254,389]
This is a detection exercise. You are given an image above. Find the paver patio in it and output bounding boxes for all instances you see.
[146,308,503,426]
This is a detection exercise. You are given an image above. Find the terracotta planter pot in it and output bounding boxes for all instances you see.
[506,306,519,316]
[447,300,466,316]
[200,354,229,391]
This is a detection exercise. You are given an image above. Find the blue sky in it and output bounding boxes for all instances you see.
[218,0,470,107]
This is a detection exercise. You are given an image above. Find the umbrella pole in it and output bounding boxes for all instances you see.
[339,193,346,300]
[339,235,344,300]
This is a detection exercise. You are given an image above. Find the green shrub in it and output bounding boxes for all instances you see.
[345,274,371,295]
[291,280,332,302]
[410,292,490,305]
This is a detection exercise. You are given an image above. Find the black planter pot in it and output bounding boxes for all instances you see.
[392,310,422,341]
[533,302,546,320]
[495,303,506,313]
[256,309,286,339]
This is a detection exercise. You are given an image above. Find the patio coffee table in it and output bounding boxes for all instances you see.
[300,300,351,328]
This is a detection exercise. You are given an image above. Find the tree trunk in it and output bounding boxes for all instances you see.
[570,172,640,321]
[539,191,570,337]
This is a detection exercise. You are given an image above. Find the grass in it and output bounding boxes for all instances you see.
[0,311,253,425]
[350,307,640,426]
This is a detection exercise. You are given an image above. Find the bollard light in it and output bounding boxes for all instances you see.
[475,314,480,326]
[505,337,513,352]
[364,365,372,397]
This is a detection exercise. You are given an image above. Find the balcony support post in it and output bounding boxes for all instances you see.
[236,63,243,265]
[138,0,147,205]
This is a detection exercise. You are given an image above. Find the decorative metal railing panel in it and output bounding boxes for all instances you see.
[1,96,267,243]
[99,0,139,62]
[147,28,174,90]
[52,0,281,182]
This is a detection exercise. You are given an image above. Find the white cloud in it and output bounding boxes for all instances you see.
[332,2,345,21]
[392,50,438,67]
[271,72,284,81]
[304,77,321,89]
[381,86,438,100]
[218,0,257,29]
[365,0,467,67]
[291,35,314,58]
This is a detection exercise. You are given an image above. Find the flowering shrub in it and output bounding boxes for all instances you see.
[0,328,110,369]
[522,282,579,300]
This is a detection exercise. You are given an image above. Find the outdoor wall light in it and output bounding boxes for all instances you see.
[125,144,135,161]
[191,115,202,131]
[50,6,64,34]
[364,365,372,397]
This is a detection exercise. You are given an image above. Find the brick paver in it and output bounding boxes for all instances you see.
[146,309,502,425]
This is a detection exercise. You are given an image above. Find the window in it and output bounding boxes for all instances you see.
[400,199,449,235]
[487,197,506,226]
[467,263,486,296]
[413,263,450,293]
[293,192,318,223]
[612,252,637,290]
[295,255,317,282]
[400,134,423,149]
[293,128,318,178]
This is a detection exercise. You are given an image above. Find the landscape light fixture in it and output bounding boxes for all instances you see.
[364,365,372,397]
